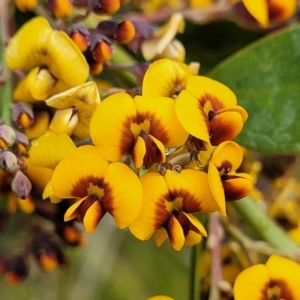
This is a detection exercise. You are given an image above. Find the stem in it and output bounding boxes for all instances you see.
[231,196,300,251]
[189,241,202,300]
[0,0,12,125]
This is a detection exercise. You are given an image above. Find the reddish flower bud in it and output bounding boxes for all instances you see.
[0,125,16,150]
[14,0,37,12]
[56,223,85,246]
[97,20,118,39]
[47,0,73,19]
[70,24,90,52]
[116,20,135,44]
[89,0,120,15]
[12,102,34,129]
[14,131,30,155]
[3,255,29,285]
[11,170,32,199]
[0,151,18,173]
[31,231,69,271]
[89,59,104,75]
[91,34,113,63]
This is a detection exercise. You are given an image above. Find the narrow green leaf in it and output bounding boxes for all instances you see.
[209,25,300,154]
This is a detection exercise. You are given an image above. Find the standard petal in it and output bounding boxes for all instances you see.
[234,264,270,300]
[90,92,137,161]
[129,172,170,240]
[186,75,237,109]
[142,58,190,97]
[175,90,210,144]
[208,162,227,216]
[135,95,188,147]
[209,111,244,145]
[164,169,219,213]
[102,162,143,229]
[211,141,243,172]
[51,145,109,198]
[29,132,76,169]
[266,255,300,299]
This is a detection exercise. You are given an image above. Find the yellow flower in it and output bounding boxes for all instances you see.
[51,145,143,232]
[234,255,300,299]
[147,296,175,300]
[208,141,253,215]
[175,76,248,147]
[141,13,185,62]
[46,81,101,139]
[90,92,188,168]
[5,17,89,100]
[14,0,37,12]
[242,0,297,27]
[129,169,220,251]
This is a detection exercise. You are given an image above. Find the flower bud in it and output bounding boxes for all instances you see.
[47,0,73,19]
[70,24,90,52]
[116,20,135,44]
[12,102,34,129]
[89,0,120,15]
[31,231,69,271]
[14,131,30,155]
[0,125,16,149]
[88,59,104,75]
[11,170,32,200]
[49,107,79,136]
[155,39,186,62]
[3,255,29,285]
[55,223,85,246]
[91,34,113,63]
[14,0,37,12]
[0,151,18,173]
[97,20,118,38]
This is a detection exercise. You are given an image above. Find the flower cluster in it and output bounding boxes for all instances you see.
[2,14,253,257]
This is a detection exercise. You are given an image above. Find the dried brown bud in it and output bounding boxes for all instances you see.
[0,125,16,150]
[11,170,32,199]
[0,151,18,173]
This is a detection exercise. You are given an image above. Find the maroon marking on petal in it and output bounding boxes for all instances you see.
[119,118,136,155]
[155,193,171,229]
[173,210,201,236]
[198,93,224,112]
[222,177,252,201]
[261,279,294,300]
[209,114,242,146]
[139,130,164,168]
[268,1,286,22]
[185,135,207,151]
[218,160,232,174]
[168,189,202,213]
[71,176,105,198]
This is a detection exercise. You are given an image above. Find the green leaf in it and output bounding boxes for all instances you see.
[209,24,300,154]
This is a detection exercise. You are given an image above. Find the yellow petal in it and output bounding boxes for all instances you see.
[42,181,62,203]
[29,131,76,169]
[141,13,185,61]
[142,58,190,97]
[90,92,137,161]
[132,136,146,169]
[167,214,185,251]
[129,172,170,240]
[268,0,297,23]
[185,213,207,237]
[209,111,244,145]
[51,145,109,198]
[46,81,100,130]
[223,174,253,201]
[83,200,105,233]
[164,169,220,213]
[24,111,50,139]
[154,228,168,247]
[234,264,269,300]
[175,90,210,144]
[147,296,175,300]
[208,162,227,216]
[102,162,143,229]
[64,198,86,221]
[266,255,300,299]
[186,75,237,108]
[135,95,188,147]
[242,0,269,27]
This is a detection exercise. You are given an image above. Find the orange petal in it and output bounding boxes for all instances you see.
[83,200,105,233]
[166,214,185,251]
